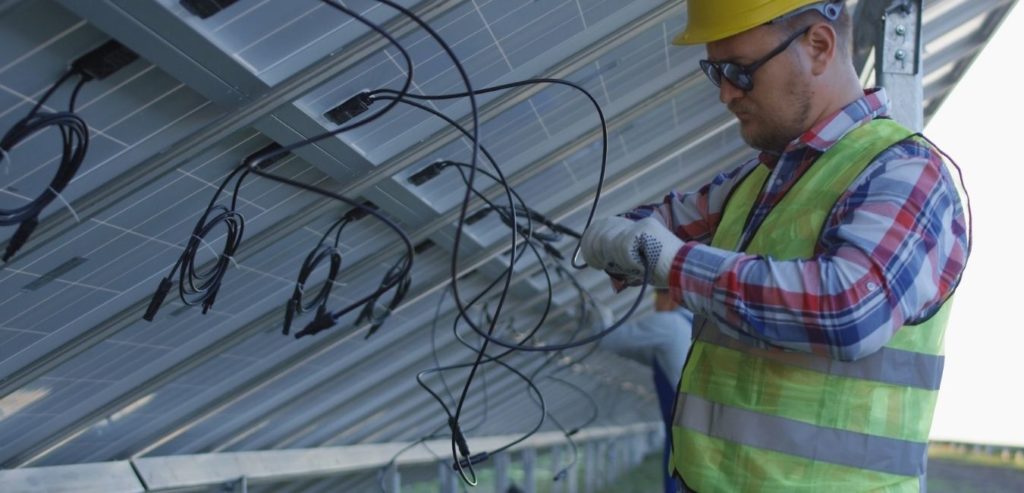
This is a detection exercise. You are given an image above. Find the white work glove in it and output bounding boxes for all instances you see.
[580,217,683,287]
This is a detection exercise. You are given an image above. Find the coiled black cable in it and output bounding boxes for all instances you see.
[374,81,633,479]
[283,217,346,336]
[147,0,417,323]
[354,251,412,340]
[2,69,90,262]
[144,165,254,321]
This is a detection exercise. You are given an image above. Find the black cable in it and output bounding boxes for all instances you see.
[2,69,91,262]
[363,9,498,482]
[369,76,607,270]
[373,89,618,352]
[353,250,412,340]
[368,88,645,351]
[375,423,447,493]
[355,9,502,476]
[283,216,348,335]
[415,237,551,481]
[285,210,413,340]
[379,76,618,467]
[143,165,250,321]
[415,350,546,480]
[147,0,418,324]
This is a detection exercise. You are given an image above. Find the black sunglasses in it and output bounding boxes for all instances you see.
[699,26,811,92]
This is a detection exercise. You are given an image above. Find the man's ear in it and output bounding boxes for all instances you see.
[805,22,837,76]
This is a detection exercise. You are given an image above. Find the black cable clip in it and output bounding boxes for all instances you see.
[2,216,38,263]
[143,276,174,321]
[453,452,489,471]
[295,305,336,339]
[283,297,299,335]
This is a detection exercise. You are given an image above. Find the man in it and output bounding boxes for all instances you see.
[600,289,692,493]
[581,1,969,491]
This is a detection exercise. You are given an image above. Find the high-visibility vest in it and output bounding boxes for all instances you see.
[670,119,952,492]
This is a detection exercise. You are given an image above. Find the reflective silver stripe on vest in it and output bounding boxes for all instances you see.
[675,393,927,478]
[700,325,944,390]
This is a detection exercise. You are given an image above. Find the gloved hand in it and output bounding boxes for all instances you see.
[580,217,683,287]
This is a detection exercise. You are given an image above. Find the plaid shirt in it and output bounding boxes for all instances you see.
[625,88,969,361]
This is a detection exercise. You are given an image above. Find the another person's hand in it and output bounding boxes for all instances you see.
[581,217,682,287]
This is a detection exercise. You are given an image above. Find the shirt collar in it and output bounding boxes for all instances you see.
[758,87,891,166]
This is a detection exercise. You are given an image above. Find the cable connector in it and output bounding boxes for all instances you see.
[342,200,378,223]
[453,452,489,471]
[72,40,138,81]
[180,0,240,19]
[248,143,285,171]
[282,297,299,335]
[143,276,173,322]
[541,242,564,260]
[408,161,446,186]
[324,91,372,126]
[295,306,336,339]
[201,286,219,314]
[464,207,492,226]
[3,217,39,263]
[448,416,471,457]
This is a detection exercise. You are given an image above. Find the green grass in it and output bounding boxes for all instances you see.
[596,452,665,493]
[929,445,1024,471]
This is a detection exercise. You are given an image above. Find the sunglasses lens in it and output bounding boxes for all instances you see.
[699,60,721,88]
[721,64,753,92]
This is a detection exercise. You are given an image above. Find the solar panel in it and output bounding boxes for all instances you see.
[0,0,1009,481]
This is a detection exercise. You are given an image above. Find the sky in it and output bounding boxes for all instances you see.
[924,3,1023,446]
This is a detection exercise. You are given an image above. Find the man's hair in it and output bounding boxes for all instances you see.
[773,2,853,60]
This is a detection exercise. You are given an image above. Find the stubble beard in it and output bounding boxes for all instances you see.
[738,79,813,153]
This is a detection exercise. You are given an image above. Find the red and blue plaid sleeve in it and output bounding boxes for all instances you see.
[621,158,759,243]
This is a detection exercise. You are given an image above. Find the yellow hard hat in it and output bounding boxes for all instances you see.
[673,0,836,45]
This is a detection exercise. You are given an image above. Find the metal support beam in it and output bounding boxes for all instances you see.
[567,444,580,493]
[384,463,400,493]
[853,0,890,77]
[875,0,924,131]
[0,461,144,493]
[439,460,457,493]
[495,452,511,493]
[583,441,596,493]
[0,425,659,492]
[222,476,248,493]
[550,445,564,493]
[522,448,537,493]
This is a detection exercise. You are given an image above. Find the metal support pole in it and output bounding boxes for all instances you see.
[633,433,645,465]
[566,445,579,493]
[222,476,247,493]
[550,446,564,493]
[385,463,400,493]
[522,448,537,493]
[438,461,457,493]
[875,0,924,131]
[607,440,618,485]
[495,452,511,493]
[583,442,596,493]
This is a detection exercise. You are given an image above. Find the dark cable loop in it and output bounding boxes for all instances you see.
[284,241,342,336]
[369,76,608,270]
[2,69,90,263]
[149,0,417,322]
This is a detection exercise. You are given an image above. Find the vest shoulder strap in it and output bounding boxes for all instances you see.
[712,119,915,257]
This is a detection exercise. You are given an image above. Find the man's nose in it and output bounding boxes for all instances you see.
[719,79,744,105]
